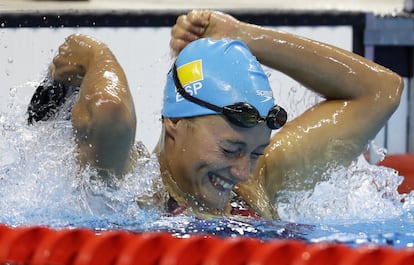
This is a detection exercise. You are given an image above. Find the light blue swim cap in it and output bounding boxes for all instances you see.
[162,38,275,118]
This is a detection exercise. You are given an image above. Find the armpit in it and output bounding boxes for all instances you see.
[264,137,363,200]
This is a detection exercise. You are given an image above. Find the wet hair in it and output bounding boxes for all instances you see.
[27,75,79,124]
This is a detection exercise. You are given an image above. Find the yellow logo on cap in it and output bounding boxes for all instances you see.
[176,59,203,87]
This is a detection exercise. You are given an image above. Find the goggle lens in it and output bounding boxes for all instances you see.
[267,105,288,129]
[223,103,287,129]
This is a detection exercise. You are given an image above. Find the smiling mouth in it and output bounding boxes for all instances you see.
[208,172,234,192]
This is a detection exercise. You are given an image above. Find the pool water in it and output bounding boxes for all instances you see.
[1,81,414,250]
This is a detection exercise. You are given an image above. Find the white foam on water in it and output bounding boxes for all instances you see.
[277,155,414,224]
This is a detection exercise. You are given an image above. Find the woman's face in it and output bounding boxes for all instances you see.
[168,115,271,210]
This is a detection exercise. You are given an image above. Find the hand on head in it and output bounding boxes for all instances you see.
[170,10,241,56]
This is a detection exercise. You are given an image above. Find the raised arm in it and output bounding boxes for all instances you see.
[51,34,136,179]
[171,11,403,201]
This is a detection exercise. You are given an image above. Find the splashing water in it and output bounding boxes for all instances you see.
[1,80,414,247]
[0,81,162,229]
[277,156,413,223]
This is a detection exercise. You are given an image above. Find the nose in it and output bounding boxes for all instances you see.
[230,156,251,182]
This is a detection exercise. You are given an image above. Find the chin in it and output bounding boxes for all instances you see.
[198,190,231,211]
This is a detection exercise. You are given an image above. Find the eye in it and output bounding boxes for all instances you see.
[250,152,264,160]
[221,147,242,158]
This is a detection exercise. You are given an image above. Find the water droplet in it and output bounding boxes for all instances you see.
[9,87,17,97]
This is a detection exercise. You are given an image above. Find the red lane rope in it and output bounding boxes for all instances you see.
[377,153,414,194]
[0,224,413,265]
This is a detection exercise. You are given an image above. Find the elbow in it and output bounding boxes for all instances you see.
[383,72,404,113]
[373,71,404,116]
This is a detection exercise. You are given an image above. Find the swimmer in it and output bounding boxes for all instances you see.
[29,10,403,219]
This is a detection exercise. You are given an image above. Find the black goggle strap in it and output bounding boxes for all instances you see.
[172,63,223,114]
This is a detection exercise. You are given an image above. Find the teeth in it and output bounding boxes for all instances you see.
[210,173,233,190]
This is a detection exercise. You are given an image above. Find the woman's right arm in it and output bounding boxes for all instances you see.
[52,34,137,178]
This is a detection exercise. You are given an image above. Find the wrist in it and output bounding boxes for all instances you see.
[82,42,110,69]
[70,34,111,71]
[234,21,258,46]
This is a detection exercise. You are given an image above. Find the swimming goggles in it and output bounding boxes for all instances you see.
[172,63,287,130]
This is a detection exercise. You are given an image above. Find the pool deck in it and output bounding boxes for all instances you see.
[0,0,407,15]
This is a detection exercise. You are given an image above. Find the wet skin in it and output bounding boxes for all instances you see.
[160,115,271,211]
[49,9,403,219]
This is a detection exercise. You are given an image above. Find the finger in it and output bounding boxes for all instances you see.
[57,42,70,56]
[52,54,66,69]
[169,38,190,57]
[175,14,206,37]
[51,67,83,86]
[48,63,55,77]
[171,24,200,43]
[186,10,211,28]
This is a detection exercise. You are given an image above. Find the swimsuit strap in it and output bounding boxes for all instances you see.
[230,194,261,219]
[166,193,261,219]
[166,196,187,216]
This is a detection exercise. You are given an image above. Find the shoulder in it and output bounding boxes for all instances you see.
[234,176,279,220]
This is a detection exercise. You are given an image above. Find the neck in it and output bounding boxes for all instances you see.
[155,136,188,208]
